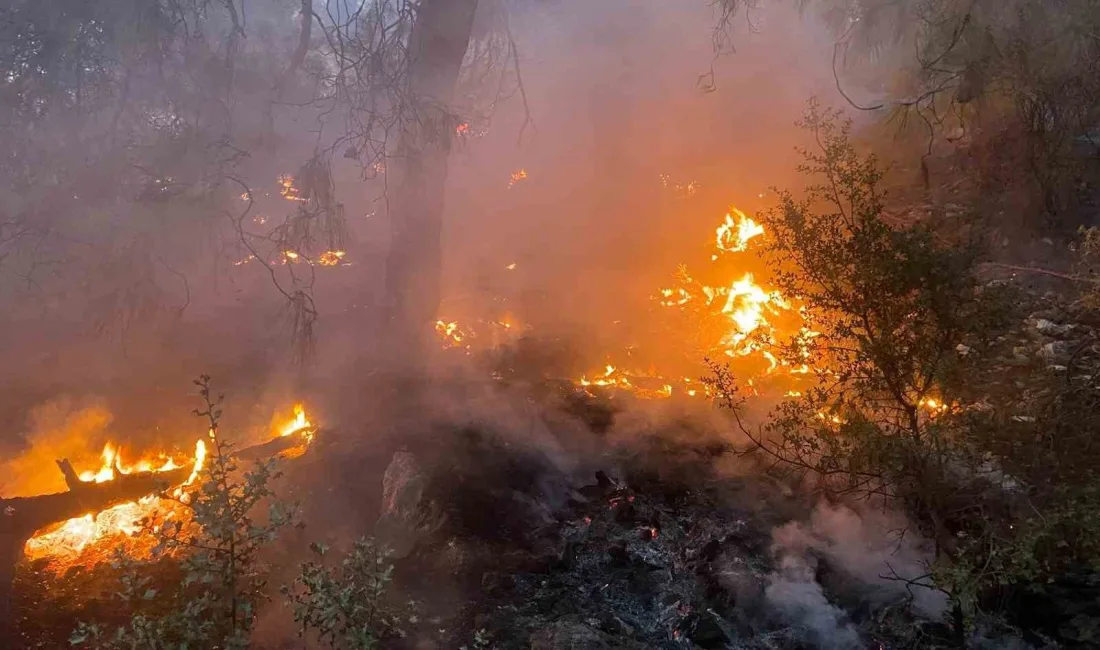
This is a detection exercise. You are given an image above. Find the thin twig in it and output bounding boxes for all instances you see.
[981,262,1100,285]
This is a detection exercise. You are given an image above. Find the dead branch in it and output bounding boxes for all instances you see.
[981,262,1100,285]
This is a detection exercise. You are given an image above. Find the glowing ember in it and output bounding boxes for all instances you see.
[278,174,306,202]
[576,364,683,400]
[317,250,346,266]
[508,169,528,187]
[23,497,164,564]
[659,173,700,197]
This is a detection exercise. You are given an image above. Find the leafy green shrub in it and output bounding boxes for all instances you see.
[282,537,412,649]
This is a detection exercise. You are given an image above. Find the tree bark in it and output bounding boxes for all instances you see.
[384,0,480,363]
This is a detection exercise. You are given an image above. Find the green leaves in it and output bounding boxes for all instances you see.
[283,537,410,650]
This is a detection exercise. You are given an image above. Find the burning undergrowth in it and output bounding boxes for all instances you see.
[3,357,1051,649]
[433,205,818,404]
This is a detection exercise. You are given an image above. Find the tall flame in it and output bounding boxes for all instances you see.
[279,403,312,438]
[721,273,790,352]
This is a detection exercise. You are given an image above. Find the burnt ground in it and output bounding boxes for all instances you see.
[316,380,967,650]
[9,366,1100,649]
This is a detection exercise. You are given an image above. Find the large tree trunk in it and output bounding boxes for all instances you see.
[384,0,479,363]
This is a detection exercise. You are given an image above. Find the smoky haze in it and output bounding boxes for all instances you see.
[0,0,838,492]
[440,1,836,354]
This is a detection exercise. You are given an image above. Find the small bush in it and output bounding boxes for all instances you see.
[282,537,413,649]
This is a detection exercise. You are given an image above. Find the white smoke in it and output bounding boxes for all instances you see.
[764,501,949,647]
[766,548,862,649]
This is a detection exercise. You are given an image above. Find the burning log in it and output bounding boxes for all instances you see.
[0,422,315,640]
[2,464,193,542]
[233,427,315,461]
[1,462,193,639]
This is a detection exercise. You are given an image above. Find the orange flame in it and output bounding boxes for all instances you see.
[721,273,790,353]
[435,320,471,351]
[317,250,346,266]
[279,403,312,438]
[25,404,308,570]
[714,208,765,256]
[24,441,209,568]
[278,174,307,202]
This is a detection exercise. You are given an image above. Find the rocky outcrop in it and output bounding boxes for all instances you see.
[373,451,444,559]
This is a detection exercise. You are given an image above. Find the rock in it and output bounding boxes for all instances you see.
[530,622,610,650]
[1030,309,1066,322]
[690,614,730,649]
[698,538,722,562]
[608,543,630,565]
[956,343,972,356]
[374,451,444,559]
[1034,319,1074,337]
[600,614,635,637]
[1041,341,1070,363]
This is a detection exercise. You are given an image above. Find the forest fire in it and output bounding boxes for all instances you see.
[431,205,812,400]
[22,440,207,569]
[20,405,315,572]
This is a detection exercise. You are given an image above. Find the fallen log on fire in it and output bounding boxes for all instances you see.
[1,463,193,640]
[1,465,193,542]
[233,428,314,461]
[0,427,316,641]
